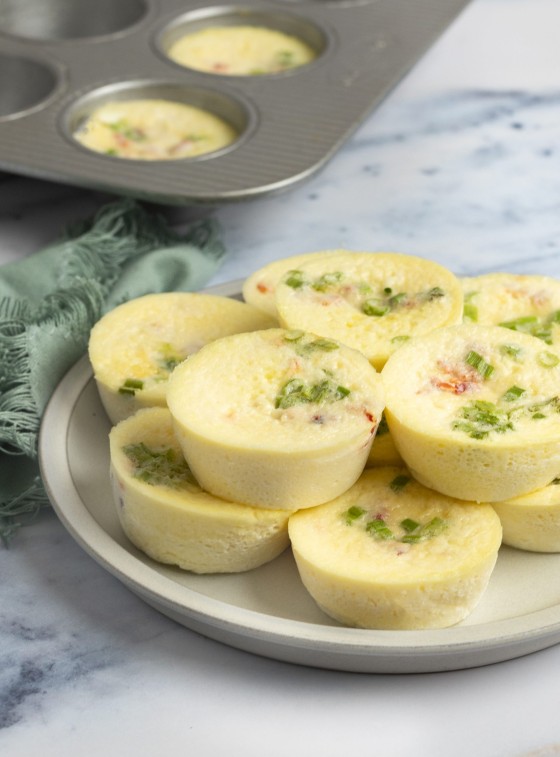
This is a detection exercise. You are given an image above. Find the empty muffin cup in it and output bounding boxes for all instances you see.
[0,0,147,41]
[0,53,60,119]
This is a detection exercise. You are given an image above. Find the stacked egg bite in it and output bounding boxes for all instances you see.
[89,251,560,630]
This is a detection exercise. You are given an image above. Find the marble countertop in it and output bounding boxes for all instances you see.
[2,0,560,754]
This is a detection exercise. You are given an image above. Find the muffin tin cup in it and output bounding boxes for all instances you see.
[0,0,472,204]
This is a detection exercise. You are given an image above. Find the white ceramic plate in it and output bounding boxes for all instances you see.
[39,281,560,674]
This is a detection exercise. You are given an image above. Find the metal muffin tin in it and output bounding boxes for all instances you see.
[0,0,471,205]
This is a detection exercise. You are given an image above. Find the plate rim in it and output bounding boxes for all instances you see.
[38,280,560,674]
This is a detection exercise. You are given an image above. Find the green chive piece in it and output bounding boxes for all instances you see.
[311,272,344,291]
[284,330,305,343]
[123,443,198,490]
[124,378,143,389]
[465,350,494,379]
[499,315,539,333]
[391,335,410,344]
[307,338,339,352]
[402,516,447,543]
[275,377,351,409]
[344,505,366,524]
[452,399,514,439]
[118,377,144,396]
[284,269,307,289]
[390,474,411,492]
[463,303,479,322]
[538,351,560,368]
[500,344,523,361]
[388,292,408,308]
[366,519,394,540]
[501,385,526,402]
[362,298,390,317]
[400,518,420,533]
[424,286,445,301]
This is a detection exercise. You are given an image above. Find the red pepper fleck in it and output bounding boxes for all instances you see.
[256,281,270,293]
[431,360,480,395]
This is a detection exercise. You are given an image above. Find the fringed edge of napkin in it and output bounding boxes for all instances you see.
[0,198,225,544]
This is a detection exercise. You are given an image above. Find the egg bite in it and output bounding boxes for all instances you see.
[166,328,385,510]
[492,477,560,553]
[74,98,237,160]
[242,249,346,318]
[288,467,502,630]
[89,292,275,425]
[462,271,560,347]
[274,250,464,370]
[167,25,316,76]
[382,323,560,502]
[110,407,292,573]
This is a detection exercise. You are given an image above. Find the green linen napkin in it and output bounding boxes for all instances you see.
[0,197,226,543]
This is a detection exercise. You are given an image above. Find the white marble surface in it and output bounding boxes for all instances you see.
[2,0,560,754]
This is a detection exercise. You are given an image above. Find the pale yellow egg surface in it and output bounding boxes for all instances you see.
[288,466,502,629]
[382,323,560,502]
[167,25,316,76]
[492,477,560,553]
[89,292,275,424]
[110,407,291,573]
[74,98,237,160]
[462,272,560,347]
[167,328,385,509]
[274,251,464,370]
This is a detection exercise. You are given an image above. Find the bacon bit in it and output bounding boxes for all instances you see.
[256,281,270,294]
[114,132,130,148]
[531,290,551,307]
[311,414,325,424]
[431,378,471,394]
[212,62,229,72]
[431,359,480,395]
[169,138,195,156]
[363,408,378,435]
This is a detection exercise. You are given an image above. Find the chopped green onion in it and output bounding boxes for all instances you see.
[499,315,539,333]
[283,330,305,342]
[311,272,344,291]
[500,343,523,361]
[344,505,366,524]
[390,474,411,492]
[388,292,408,308]
[424,286,445,301]
[391,335,410,344]
[284,269,307,289]
[538,351,560,368]
[463,303,479,322]
[400,518,420,533]
[118,377,144,395]
[366,519,394,540]
[275,377,350,409]
[362,298,390,317]
[465,350,494,379]
[501,385,526,402]
[401,517,447,543]
[123,443,198,489]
